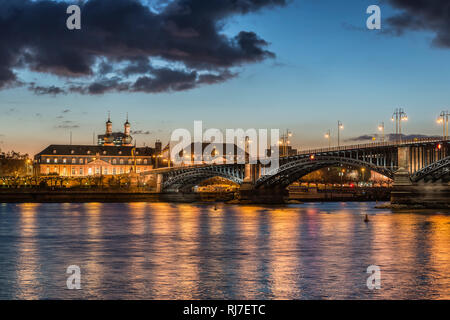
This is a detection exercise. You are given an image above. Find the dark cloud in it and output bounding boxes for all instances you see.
[386,0,450,47]
[28,83,67,96]
[0,0,285,95]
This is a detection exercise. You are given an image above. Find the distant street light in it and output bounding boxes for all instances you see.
[337,121,344,147]
[324,130,331,148]
[378,122,385,142]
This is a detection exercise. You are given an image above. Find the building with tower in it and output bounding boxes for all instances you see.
[98,114,133,147]
[33,115,164,177]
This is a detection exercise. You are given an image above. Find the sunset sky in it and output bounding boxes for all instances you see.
[1,0,450,155]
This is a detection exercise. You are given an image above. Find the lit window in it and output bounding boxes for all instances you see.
[54,158,58,163]
[71,150,75,154]
[144,159,148,164]
[72,168,76,175]
[79,158,84,164]
[53,150,57,154]
[72,158,76,164]
[120,168,124,174]
[112,159,117,164]
[46,158,50,163]
[119,151,122,155]
[63,158,67,164]
[120,159,124,164]
[87,150,91,154]
[79,168,83,175]
[103,151,107,155]
[128,159,132,164]
[113,168,116,175]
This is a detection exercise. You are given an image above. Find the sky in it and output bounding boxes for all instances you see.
[1,0,450,155]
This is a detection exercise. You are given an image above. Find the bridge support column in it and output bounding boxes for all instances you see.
[156,174,163,193]
[241,163,259,190]
[391,146,414,205]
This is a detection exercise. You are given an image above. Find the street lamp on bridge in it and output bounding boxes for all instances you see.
[324,130,331,148]
[437,110,449,140]
[392,108,408,141]
[337,121,344,147]
[378,122,385,142]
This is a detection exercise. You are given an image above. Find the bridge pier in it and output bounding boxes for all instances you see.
[239,187,288,204]
[391,146,414,205]
[156,173,163,193]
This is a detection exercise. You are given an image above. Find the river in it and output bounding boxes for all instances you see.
[0,202,449,299]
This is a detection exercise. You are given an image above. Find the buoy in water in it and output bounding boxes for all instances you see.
[364,214,369,223]
[214,205,217,211]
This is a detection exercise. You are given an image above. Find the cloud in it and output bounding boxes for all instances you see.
[131,130,153,135]
[55,120,79,129]
[386,0,450,47]
[346,133,441,142]
[0,0,285,95]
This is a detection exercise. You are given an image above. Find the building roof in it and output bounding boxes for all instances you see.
[35,145,154,158]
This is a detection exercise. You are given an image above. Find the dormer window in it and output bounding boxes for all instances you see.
[87,150,91,154]
[53,150,57,154]
[103,151,107,155]
[118,151,122,155]
[71,150,75,154]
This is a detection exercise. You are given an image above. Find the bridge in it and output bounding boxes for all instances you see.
[143,137,450,206]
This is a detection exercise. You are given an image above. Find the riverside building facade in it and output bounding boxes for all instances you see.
[34,116,156,177]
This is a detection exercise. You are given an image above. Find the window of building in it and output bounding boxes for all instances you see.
[62,168,67,176]
[87,150,91,154]
[63,158,67,164]
[79,158,84,164]
[72,168,76,175]
[137,167,140,173]
[119,151,122,155]
[143,159,148,164]
[46,158,50,163]
[128,159,132,164]
[120,168,124,174]
[104,168,108,175]
[88,168,92,175]
[103,151,107,155]
[71,158,76,164]
[113,168,116,175]
[54,158,58,163]
[46,167,50,174]
[95,167,100,175]
[79,168,83,175]
[71,150,75,154]
[120,159,124,164]
[112,159,117,164]
[53,150,57,154]
[137,159,142,164]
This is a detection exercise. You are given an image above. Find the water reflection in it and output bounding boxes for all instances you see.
[0,202,449,299]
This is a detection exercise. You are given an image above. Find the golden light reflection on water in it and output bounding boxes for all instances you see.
[15,203,40,299]
[1,202,449,299]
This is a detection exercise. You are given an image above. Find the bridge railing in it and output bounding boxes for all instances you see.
[294,137,448,157]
